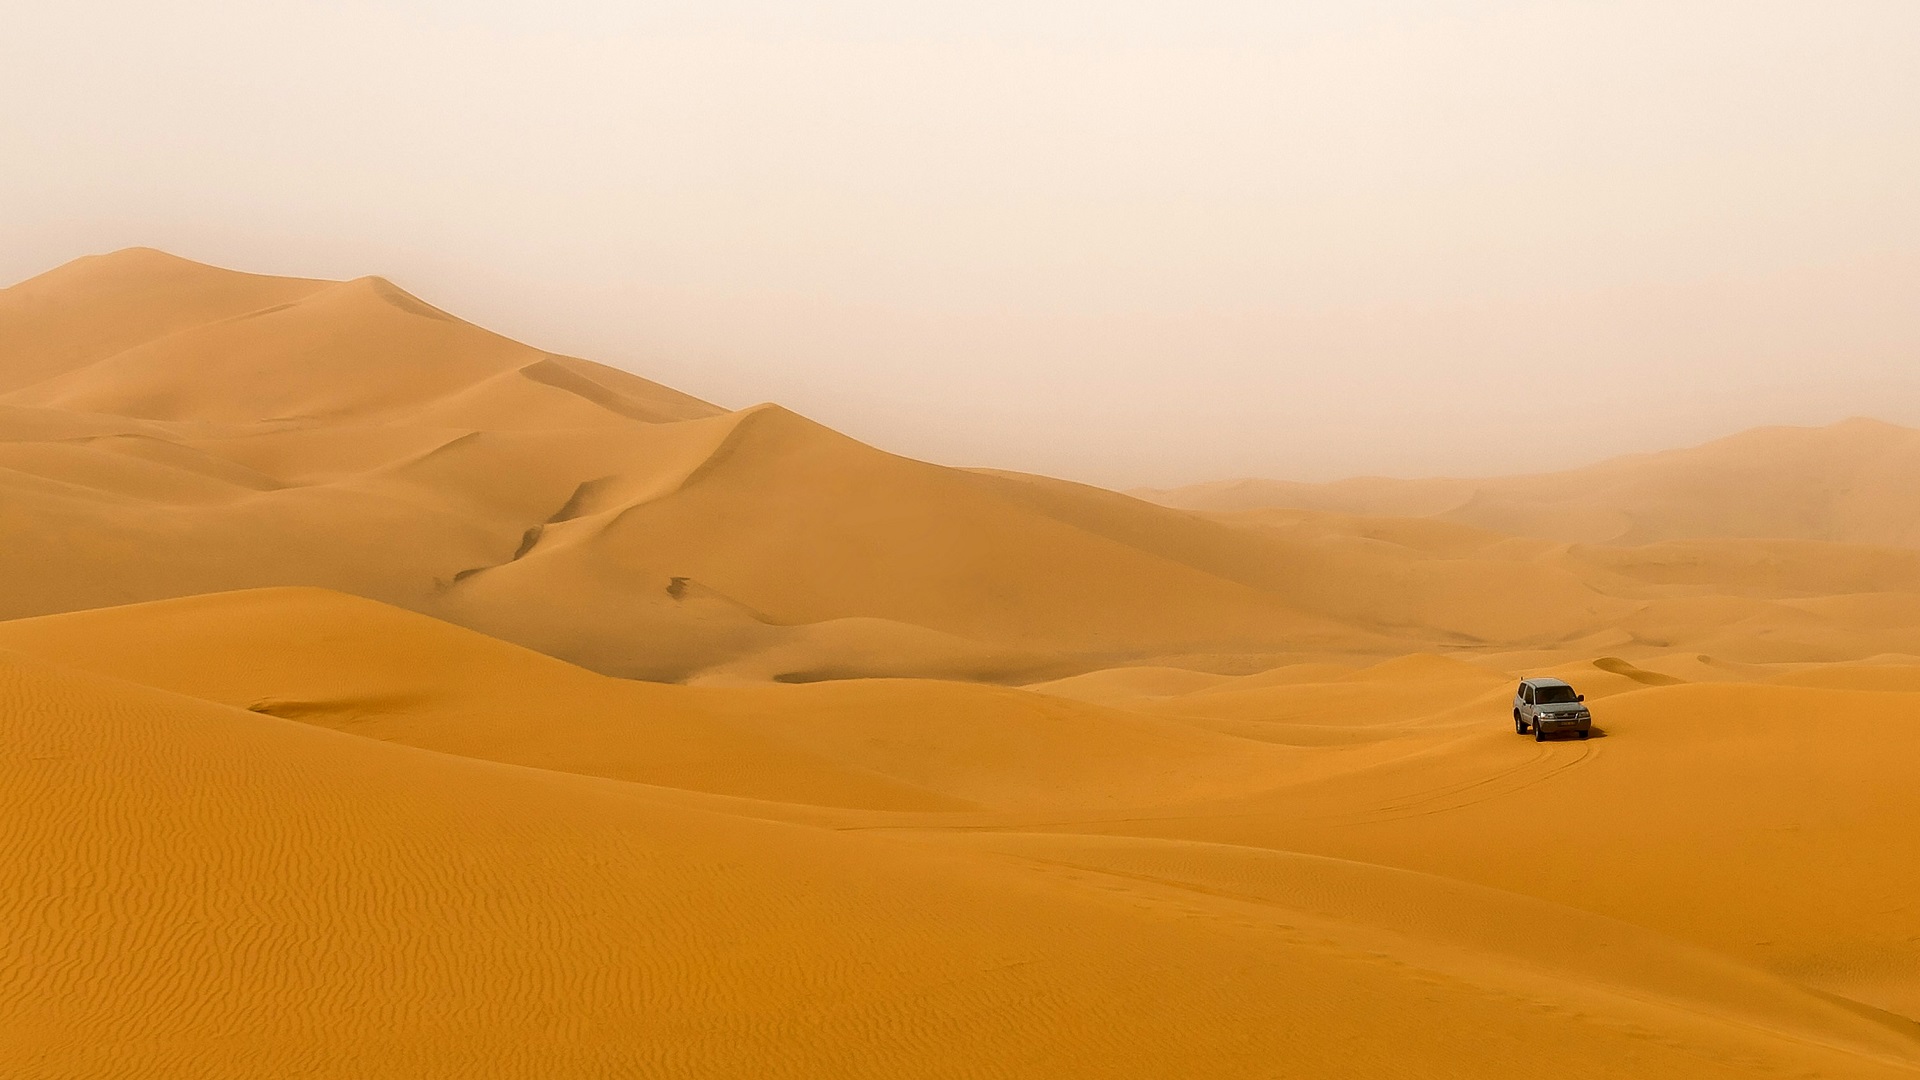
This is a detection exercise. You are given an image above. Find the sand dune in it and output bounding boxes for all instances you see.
[5,250,715,427]
[5,248,1920,1076]
[0,251,1359,678]
[9,249,1920,677]
[1145,417,1920,546]
[5,590,1920,1076]
[0,247,328,393]
[0,588,1305,813]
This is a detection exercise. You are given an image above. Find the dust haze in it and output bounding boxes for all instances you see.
[5,1,1917,485]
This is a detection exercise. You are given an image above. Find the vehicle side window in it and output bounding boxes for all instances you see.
[1516,683,1526,699]
[1522,685,1534,705]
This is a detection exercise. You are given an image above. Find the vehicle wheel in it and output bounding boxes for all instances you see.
[1515,714,1527,734]
[1577,729,1590,740]
[1534,725,1547,742]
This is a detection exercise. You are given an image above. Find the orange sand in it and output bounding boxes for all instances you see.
[3,250,1918,1077]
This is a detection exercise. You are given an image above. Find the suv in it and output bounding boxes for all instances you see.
[1514,678,1592,741]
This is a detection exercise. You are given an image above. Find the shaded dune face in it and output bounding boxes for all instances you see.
[4,249,1920,1076]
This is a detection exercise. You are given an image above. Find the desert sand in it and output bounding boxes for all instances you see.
[3,249,1918,1077]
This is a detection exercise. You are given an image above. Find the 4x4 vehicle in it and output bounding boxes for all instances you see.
[1514,677,1592,741]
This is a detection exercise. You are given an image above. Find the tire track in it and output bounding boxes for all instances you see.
[1330,738,1601,826]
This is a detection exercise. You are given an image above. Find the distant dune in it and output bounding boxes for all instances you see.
[1138,416,1920,546]
[4,250,1920,1076]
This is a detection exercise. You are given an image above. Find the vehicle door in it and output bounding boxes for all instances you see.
[1520,683,1536,723]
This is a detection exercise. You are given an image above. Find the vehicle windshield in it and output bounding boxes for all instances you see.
[1534,685,1579,705]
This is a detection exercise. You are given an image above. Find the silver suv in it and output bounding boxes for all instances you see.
[1514,678,1592,741]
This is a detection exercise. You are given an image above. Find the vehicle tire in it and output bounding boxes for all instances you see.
[1515,713,1527,734]
[1577,729,1590,740]
[1534,725,1547,742]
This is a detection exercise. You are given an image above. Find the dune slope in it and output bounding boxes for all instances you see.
[6,594,1920,1077]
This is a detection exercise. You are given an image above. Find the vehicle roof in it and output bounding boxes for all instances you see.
[1521,677,1574,688]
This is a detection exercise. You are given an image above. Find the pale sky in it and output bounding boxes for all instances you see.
[5,1,1918,487]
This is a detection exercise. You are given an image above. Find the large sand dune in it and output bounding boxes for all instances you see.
[4,249,1919,1076]
[0,251,1367,679]
[11,250,1920,680]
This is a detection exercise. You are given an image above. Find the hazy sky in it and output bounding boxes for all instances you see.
[5,1,1918,487]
